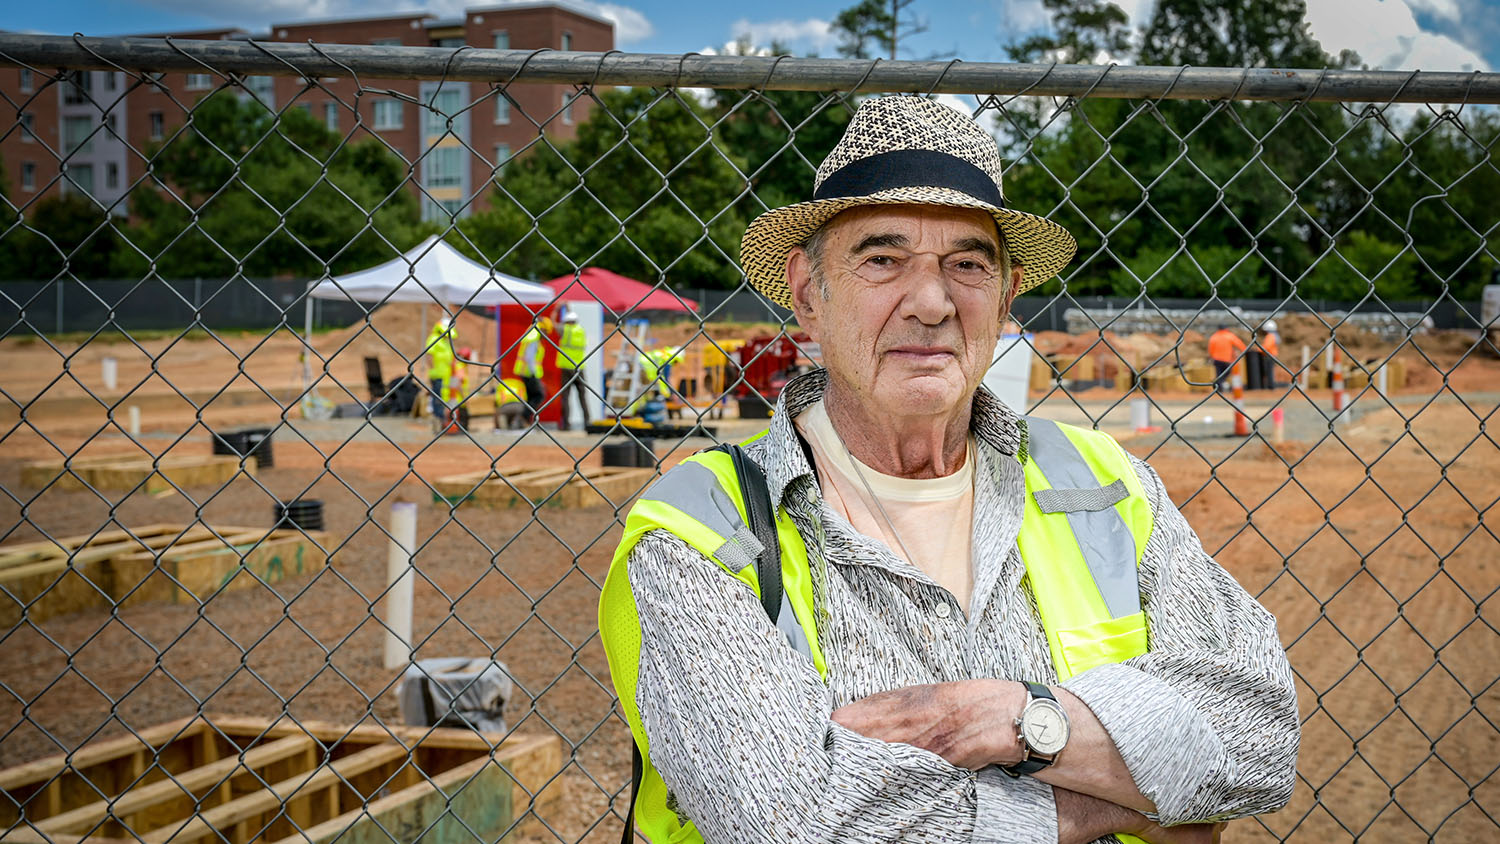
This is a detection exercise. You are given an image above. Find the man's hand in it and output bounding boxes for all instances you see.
[830,678,1022,769]
[1055,787,1224,844]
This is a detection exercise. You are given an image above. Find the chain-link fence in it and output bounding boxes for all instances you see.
[2,34,1497,844]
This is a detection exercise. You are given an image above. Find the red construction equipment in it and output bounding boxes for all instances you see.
[733,332,814,418]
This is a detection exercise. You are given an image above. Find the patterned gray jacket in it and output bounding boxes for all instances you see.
[626,369,1298,843]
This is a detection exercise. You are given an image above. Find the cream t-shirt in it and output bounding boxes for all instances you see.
[794,399,976,613]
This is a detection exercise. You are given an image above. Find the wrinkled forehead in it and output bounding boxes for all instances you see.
[822,204,1003,251]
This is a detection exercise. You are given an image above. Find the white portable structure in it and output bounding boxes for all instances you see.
[299,236,555,408]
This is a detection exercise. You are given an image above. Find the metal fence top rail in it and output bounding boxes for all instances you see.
[2,34,1499,104]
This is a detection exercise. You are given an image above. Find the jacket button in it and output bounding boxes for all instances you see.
[935,602,951,619]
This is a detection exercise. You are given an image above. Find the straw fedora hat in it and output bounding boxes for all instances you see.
[740,95,1076,308]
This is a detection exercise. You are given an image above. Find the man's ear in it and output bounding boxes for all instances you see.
[786,247,822,334]
[999,265,1023,320]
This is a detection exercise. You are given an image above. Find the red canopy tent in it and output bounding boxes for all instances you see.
[543,267,698,314]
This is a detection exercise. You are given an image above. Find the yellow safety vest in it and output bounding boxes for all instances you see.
[599,417,1155,844]
[426,322,455,380]
[514,326,545,378]
[558,322,588,370]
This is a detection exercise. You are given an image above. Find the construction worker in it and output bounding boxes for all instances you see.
[1258,319,1280,389]
[556,311,590,431]
[493,376,528,430]
[424,317,457,418]
[1208,323,1247,393]
[514,315,552,426]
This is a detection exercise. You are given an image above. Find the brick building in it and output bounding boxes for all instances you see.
[2,2,613,222]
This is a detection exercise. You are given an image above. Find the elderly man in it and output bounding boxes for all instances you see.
[599,96,1298,844]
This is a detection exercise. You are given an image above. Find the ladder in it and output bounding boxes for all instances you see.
[604,319,651,415]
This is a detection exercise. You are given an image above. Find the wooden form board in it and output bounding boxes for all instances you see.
[433,465,654,509]
[0,715,562,844]
[20,455,247,494]
[0,524,329,626]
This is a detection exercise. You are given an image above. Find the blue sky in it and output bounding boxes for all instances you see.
[8,0,1497,72]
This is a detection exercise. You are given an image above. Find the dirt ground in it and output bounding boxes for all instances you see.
[2,313,1498,843]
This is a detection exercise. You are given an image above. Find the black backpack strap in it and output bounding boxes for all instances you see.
[713,442,783,623]
[621,442,783,844]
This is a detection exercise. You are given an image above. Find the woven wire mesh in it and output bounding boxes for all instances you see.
[1,39,1497,844]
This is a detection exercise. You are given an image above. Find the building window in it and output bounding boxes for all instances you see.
[422,197,465,222]
[106,161,120,190]
[20,112,35,142]
[185,73,212,91]
[373,98,403,130]
[102,72,117,92]
[561,31,572,51]
[21,162,35,192]
[561,91,574,124]
[105,113,118,139]
[428,146,464,188]
[63,116,93,155]
[432,37,465,48]
[424,88,461,137]
[64,70,91,105]
[19,68,32,93]
[494,143,511,177]
[372,37,402,46]
[324,102,339,131]
[245,75,275,107]
[495,91,510,124]
[68,163,94,195]
[493,31,509,50]
[149,111,164,141]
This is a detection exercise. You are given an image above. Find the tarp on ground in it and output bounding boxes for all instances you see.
[307,235,554,307]
[543,267,697,314]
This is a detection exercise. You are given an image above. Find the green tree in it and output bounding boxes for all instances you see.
[115,91,422,280]
[1008,0,1131,64]
[831,0,896,59]
[459,88,752,289]
[1,192,120,280]
[1138,0,1332,67]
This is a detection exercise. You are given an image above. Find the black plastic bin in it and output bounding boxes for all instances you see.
[211,426,275,468]
[601,438,657,469]
[274,499,324,532]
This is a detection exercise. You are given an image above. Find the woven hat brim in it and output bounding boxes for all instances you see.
[740,186,1077,310]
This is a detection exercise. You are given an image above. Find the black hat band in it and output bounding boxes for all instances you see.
[813,148,1005,209]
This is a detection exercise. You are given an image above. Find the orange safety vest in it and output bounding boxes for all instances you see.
[1208,329,1246,363]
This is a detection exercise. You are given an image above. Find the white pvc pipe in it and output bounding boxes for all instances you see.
[102,356,117,391]
[127,405,140,437]
[1299,345,1310,390]
[384,501,417,670]
[1376,365,1388,396]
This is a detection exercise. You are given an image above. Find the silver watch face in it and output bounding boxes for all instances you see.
[1021,698,1070,756]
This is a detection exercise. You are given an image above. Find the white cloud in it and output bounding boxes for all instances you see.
[1403,0,1462,21]
[726,16,836,56]
[138,0,654,45]
[1303,0,1487,71]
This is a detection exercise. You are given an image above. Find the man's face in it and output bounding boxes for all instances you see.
[787,204,1022,420]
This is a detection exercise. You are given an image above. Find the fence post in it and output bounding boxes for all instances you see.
[384,501,417,670]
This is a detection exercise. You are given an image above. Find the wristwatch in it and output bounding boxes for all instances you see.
[1000,681,1070,777]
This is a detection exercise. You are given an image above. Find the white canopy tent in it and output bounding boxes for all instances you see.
[301,235,555,409]
[306,234,553,309]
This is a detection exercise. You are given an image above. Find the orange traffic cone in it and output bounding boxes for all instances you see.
[1232,369,1250,437]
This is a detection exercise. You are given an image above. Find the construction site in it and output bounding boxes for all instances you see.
[3,297,1497,842]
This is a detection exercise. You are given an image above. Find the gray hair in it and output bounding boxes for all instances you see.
[795,214,1013,302]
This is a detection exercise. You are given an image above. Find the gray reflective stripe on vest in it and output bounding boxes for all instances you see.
[777,591,814,661]
[640,461,764,574]
[1025,418,1142,619]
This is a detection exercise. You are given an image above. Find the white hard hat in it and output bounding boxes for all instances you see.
[1263,319,1278,332]
[563,311,579,322]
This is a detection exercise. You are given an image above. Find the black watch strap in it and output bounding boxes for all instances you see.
[1000,682,1060,778]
